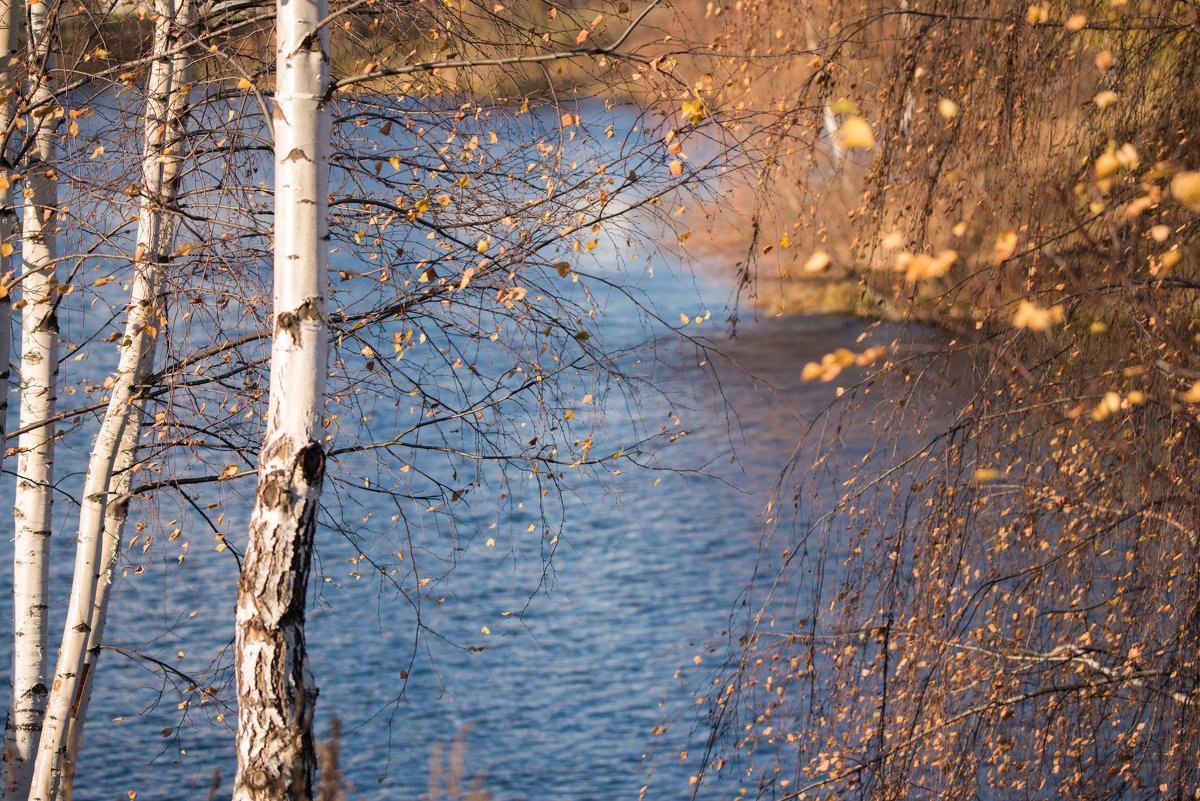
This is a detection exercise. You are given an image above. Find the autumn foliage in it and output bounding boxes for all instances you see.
[692,0,1200,797]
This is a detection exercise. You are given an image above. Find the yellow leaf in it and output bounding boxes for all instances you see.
[830,98,855,114]
[1065,13,1087,31]
[388,157,400,170]
[973,468,999,482]
[415,198,430,213]
[90,146,105,159]
[218,465,238,480]
[1093,90,1118,110]
[835,117,874,150]
[1094,152,1120,178]
[680,313,689,324]
[481,626,491,634]
[1170,171,1200,211]
[937,98,958,119]
[668,159,683,176]
[575,29,589,44]
[1184,382,1200,404]
[0,244,11,257]
[236,77,253,90]
[831,348,856,367]
[1091,391,1122,421]
[94,275,113,286]
[486,538,495,546]
[802,250,831,274]
[993,231,1018,262]
[801,362,824,382]
[555,262,570,277]
[1012,300,1064,332]
[171,243,195,258]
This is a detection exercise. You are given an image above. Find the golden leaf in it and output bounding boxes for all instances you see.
[1012,300,1064,331]
[236,77,253,90]
[993,231,1018,262]
[802,250,831,274]
[1170,171,1200,211]
[668,160,683,176]
[835,117,874,150]
[1094,152,1120,179]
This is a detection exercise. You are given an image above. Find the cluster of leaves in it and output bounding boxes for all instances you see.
[686,0,1200,798]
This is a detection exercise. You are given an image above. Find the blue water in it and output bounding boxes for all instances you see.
[0,90,908,801]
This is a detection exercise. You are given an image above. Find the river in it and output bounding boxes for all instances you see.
[0,98,924,801]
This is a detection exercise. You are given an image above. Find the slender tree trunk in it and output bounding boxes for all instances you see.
[47,3,195,797]
[232,0,330,797]
[0,0,21,789]
[8,3,55,796]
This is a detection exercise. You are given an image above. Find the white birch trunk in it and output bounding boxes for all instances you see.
[8,3,56,796]
[48,3,195,797]
[232,0,330,796]
[0,0,21,789]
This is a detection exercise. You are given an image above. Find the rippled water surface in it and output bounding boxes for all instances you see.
[18,296,908,800]
[0,100,936,800]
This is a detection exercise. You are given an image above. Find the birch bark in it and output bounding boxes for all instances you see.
[0,0,21,788]
[46,3,195,796]
[8,3,56,796]
[232,0,330,797]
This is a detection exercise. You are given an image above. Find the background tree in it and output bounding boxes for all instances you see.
[694,0,1200,798]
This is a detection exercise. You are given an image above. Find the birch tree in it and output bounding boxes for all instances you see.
[0,0,722,793]
[9,2,57,794]
[32,1,197,796]
[233,0,329,796]
[0,0,21,782]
